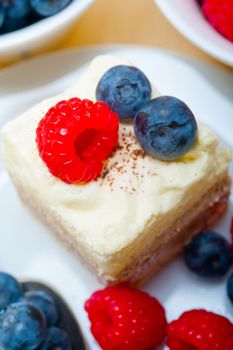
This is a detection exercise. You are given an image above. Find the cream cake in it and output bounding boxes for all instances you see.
[2,55,231,285]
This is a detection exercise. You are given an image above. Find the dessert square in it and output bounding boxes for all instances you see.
[2,55,231,285]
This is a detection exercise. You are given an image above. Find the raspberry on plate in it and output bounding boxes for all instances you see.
[167,309,233,350]
[202,0,233,43]
[36,98,119,184]
[85,285,167,350]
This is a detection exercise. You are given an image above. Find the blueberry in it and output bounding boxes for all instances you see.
[2,0,32,33]
[96,65,152,120]
[134,96,198,160]
[0,302,47,350]
[24,290,59,327]
[227,272,233,304]
[30,0,72,17]
[184,231,233,278]
[39,327,72,350]
[0,272,23,310]
[0,4,5,31]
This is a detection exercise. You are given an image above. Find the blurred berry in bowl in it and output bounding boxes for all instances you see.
[199,0,233,43]
[155,0,233,66]
[0,271,87,350]
[0,0,94,63]
[30,0,72,18]
[0,0,72,35]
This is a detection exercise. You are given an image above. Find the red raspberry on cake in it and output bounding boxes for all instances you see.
[167,309,233,350]
[36,98,119,184]
[85,285,167,350]
[202,0,233,42]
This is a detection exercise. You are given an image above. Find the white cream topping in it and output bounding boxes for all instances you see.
[2,55,231,257]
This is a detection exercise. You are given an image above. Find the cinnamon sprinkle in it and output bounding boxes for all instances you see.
[99,125,157,193]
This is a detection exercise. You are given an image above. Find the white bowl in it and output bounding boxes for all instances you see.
[0,0,94,63]
[155,0,233,67]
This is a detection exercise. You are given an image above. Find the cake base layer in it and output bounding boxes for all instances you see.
[135,192,229,286]
[9,165,231,285]
[119,176,231,286]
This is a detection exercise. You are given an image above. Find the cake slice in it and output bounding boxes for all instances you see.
[2,55,231,285]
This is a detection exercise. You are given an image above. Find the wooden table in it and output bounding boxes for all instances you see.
[58,0,231,71]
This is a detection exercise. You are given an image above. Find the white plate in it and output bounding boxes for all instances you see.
[155,0,233,67]
[0,45,233,349]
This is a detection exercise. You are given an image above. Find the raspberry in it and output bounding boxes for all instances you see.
[167,309,233,350]
[36,98,119,184]
[202,0,233,42]
[84,286,167,350]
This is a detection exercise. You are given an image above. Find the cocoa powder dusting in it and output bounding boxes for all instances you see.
[100,126,156,193]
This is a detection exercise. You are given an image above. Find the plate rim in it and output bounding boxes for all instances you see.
[0,43,228,77]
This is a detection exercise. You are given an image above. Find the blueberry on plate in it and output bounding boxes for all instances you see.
[134,96,198,160]
[30,0,72,17]
[39,326,72,350]
[227,272,233,304]
[0,302,47,350]
[2,0,32,33]
[184,231,233,278]
[96,65,152,120]
[24,290,59,327]
[0,272,23,310]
